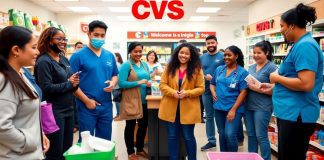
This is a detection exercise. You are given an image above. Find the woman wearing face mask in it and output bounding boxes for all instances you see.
[146,50,163,78]
[0,26,50,159]
[210,45,248,152]
[244,41,277,160]
[260,3,323,160]
[118,42,151,160]
[159,43,204,160]
[35,27,79,160]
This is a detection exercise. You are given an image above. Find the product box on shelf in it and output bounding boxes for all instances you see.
[0,12,9,27]
[8,9,25,27]
[24,13,35,31]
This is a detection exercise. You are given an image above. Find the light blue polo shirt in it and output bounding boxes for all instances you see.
[69,46,119,107]
[273,32,323,123]
[211,65,249,113]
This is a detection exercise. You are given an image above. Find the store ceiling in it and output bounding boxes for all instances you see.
[28,0,256,22]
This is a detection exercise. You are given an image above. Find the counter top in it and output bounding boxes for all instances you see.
[146,95,162,109]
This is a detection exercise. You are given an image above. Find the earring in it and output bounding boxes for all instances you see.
[14,55,17,58]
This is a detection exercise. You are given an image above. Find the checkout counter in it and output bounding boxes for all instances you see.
[146,95,186,160]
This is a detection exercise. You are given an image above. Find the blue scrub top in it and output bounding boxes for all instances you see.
[69,46,119,107]
[211,65,249,113]
[273,32,323,123]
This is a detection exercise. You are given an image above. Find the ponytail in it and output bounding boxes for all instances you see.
[281,3,317,28]
[254,40,274,61]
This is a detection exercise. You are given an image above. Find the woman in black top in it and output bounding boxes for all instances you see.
[35,27,79,160]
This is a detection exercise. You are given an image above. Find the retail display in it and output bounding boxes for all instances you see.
[8,9,25,27]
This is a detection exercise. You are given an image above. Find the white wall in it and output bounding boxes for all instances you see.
[248,0,317,24]
[56,14,247,61]
[0,0,56,22]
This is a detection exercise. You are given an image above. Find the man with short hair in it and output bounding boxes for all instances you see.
[70,20,118,140]
[74,41,84,51]
[200,35,224,151]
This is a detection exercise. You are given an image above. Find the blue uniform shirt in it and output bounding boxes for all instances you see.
[118,59,150,104]
[246,62,277,112]
[200,52,224,94]
[211,65,249,113]
[273,32,323,123]
[69,46,119,107]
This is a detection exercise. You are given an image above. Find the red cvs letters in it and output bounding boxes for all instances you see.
[132,0,184,20]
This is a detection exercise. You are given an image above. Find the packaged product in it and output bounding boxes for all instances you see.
[24,13,35,31]
[8,9,25,27]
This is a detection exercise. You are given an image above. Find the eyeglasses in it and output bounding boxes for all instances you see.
[52,38,68,43]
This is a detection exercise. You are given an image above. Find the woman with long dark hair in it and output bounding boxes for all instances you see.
[159,43,204,160]
[0,26,49,159]
[35,27,79,160]
[260,3,323,160]
[210,45,248,152]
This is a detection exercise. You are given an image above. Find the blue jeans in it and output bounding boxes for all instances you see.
[215,109,243,152]
[202,94,216,145]
[166,111,197,160]
[245,110,272,160]
[78,104,113,141]
[114,102,120,115]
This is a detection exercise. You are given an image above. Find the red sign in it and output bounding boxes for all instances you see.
[80,23,89,33]
[127,31,216,39]
[256,19,274,32]
[132,0,184,20]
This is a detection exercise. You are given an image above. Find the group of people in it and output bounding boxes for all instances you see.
[0,3,322,160]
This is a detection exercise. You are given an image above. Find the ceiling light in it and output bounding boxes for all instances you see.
[55,0,79,1]
[102,0,126,1]
[117,16,136,21]
[196,7,220,13]
[67,7,92,12]
[108,7,131,13]
[189,16,210,21]
[204,0,230,2]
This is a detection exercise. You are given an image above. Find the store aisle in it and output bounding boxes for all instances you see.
[73,122,278,159]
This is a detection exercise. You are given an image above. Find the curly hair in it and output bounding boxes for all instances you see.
[146,50,158,63]
[37,27,65,57]
[167,43,201,81]
[225,45,245,67]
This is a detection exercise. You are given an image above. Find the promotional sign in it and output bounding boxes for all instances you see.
[127,31,216,39]
[132,0,184,20]
[80,22,89,33]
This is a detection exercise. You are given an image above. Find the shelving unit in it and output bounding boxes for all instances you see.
[270,143,278,152]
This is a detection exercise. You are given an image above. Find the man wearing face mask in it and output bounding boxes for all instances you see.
[200,35,224,151]
[70,20,119,141]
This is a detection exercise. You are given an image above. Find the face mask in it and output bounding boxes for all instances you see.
[207,46,217,53]
[50,44,62,53]
[91,38,105,49]
[284,26,293,43]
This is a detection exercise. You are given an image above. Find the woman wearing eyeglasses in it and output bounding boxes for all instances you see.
[35,27,80,160]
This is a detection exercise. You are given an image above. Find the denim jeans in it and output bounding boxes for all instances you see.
[244,110,272,160]
[202,93,216,145]
[214,109,243,152]
[166,110,197,160]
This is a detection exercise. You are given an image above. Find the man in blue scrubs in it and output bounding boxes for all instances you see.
[200,35,224,151]
[70,20,118,140]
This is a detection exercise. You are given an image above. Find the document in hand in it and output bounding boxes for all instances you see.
[244,74,261,88]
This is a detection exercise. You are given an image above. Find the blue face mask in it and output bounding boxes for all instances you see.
[91,38,105,49]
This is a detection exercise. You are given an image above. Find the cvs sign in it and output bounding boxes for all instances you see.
[132,0,184,20]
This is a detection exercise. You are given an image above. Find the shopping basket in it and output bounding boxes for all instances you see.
[63,143,115,160]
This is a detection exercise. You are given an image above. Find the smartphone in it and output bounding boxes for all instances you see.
[104,80,110,86]
[75,71,82,76]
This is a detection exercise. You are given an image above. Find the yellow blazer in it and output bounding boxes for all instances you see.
[158,68,205,124]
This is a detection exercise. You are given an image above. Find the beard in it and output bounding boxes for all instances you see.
[207,46,217,53]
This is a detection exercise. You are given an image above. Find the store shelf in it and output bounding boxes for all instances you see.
[269,123,277,129]
[317,120,324,126]
[270,143,278,152]
[310,141,324,151]
[313,34,324,38]
[268,39,285,43]
[273,53,287,56]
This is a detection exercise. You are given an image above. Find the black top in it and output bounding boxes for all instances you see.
[35,53,77,115]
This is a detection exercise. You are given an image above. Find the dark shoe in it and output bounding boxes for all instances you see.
[201,142,216,151]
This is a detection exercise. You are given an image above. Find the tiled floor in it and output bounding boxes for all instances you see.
[74,119,278,160]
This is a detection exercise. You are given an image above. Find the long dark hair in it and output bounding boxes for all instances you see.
[167,43,201,81]
[38,27,65,57]
[281,3,316,28]
[146,50,158,63]
[225,45,245,67]
[0,26,37,99]
[254,40,274,61]
[114,52,123,64]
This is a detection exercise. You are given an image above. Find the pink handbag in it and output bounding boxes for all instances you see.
[41,103,60,134]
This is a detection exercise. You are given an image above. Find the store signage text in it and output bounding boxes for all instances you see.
[132,0,184,20]
[127,31,216,39]
[80,22,89,33]
[256,19,274,32]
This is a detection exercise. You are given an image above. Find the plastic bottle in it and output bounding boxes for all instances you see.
[80,131,93,153]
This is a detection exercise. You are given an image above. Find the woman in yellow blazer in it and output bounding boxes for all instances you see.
[159,43,204,160]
